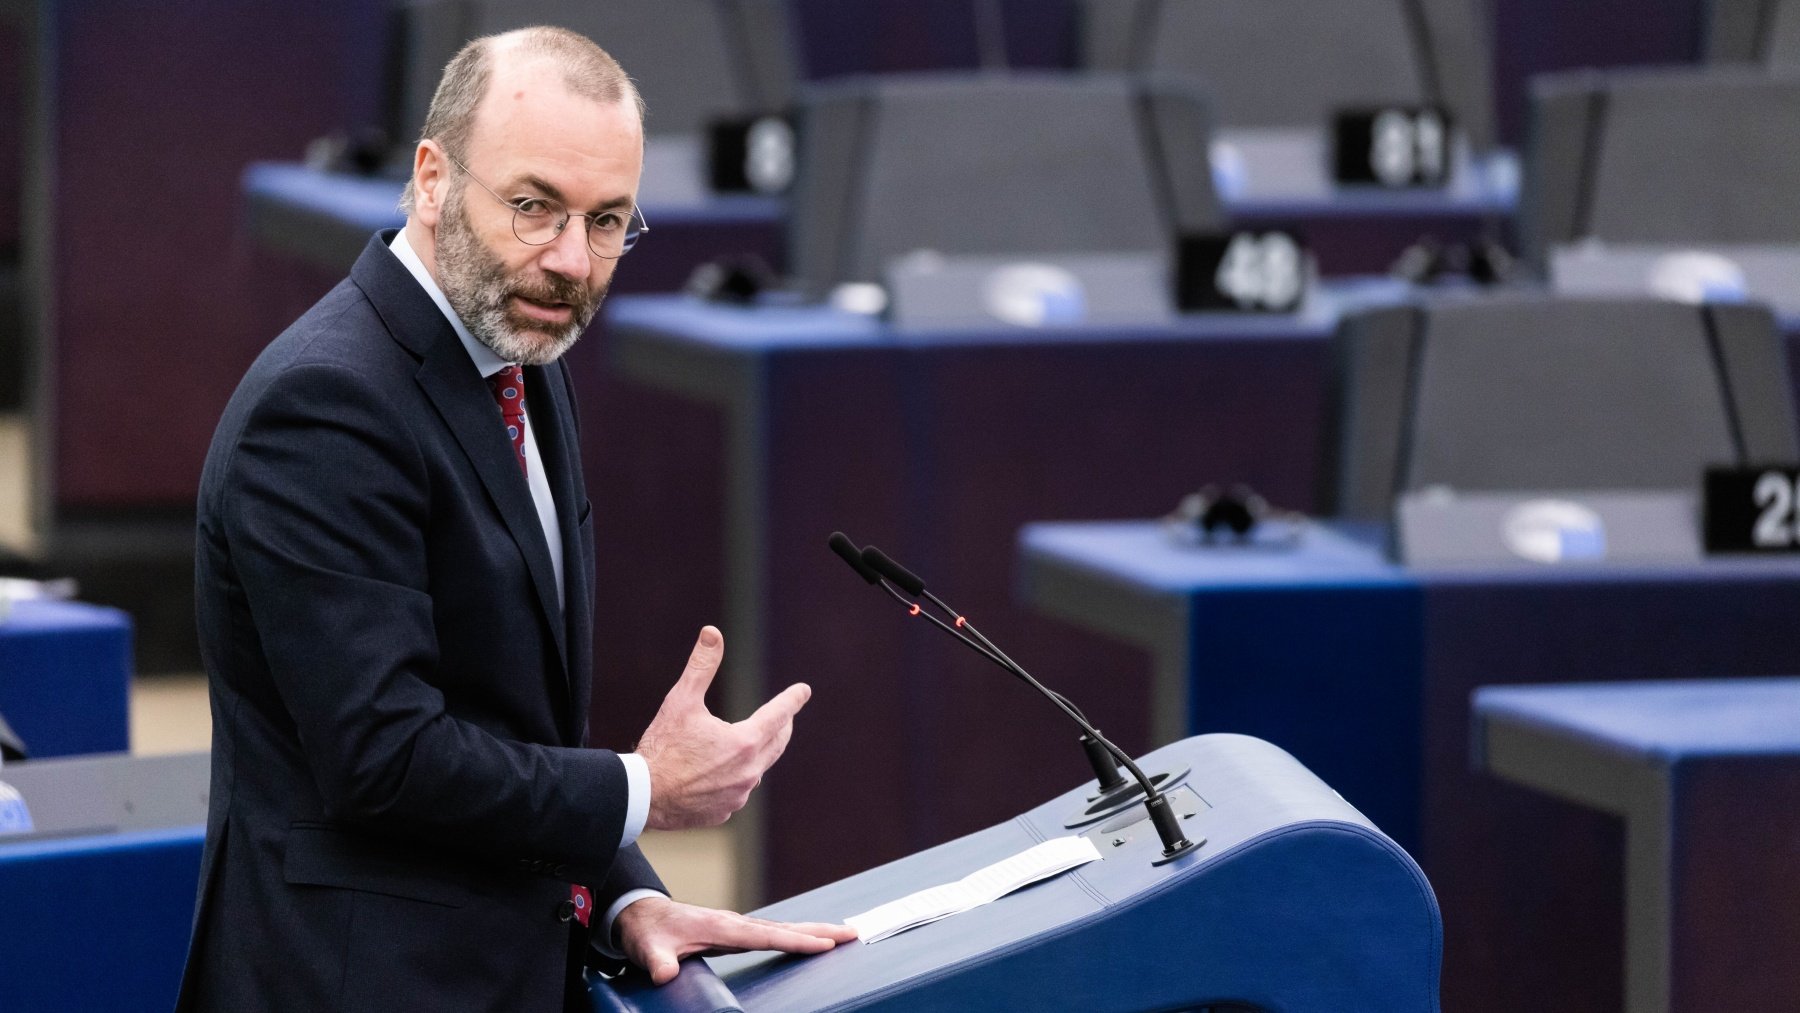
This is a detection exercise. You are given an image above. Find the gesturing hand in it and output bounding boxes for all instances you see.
[636,626,812,830]
[617,895,858,985]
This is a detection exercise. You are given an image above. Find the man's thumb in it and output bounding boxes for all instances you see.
[674,625,726,698]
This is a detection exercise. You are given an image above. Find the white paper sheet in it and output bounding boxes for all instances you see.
[844,835,1102,944]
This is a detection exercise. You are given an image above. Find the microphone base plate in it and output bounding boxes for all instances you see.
[1152,836,1204,866]
[1063,764,1192,828]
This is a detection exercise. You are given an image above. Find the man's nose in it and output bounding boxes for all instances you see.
[538,219,593,278]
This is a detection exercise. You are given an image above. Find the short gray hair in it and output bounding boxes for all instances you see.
[398,26,644,215]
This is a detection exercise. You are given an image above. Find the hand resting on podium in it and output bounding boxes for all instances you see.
[624,626,859,984]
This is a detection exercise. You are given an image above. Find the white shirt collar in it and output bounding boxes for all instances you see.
[388,229,513,379]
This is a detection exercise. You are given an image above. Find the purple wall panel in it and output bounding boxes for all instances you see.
[1,19,23,261]
[1492,0,1704,145]
[790,0,1075,78]
[748,332,1330,897]
[1671,758,1800,1009]
[46,2,386,510]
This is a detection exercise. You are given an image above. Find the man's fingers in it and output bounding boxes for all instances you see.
[706,915,843,955]
[628,904,850,985]
[745,682,811,738]
[672,626,726,700]
[646,950,681,986]
[745,916,860,943]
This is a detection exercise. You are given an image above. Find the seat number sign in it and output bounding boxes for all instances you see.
[1704,465,1800,553]
[1333,106,1452,188]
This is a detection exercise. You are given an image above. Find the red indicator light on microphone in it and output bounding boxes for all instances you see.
[909,604,921,616]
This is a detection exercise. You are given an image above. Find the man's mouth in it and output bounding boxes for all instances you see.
[511,293,574,324]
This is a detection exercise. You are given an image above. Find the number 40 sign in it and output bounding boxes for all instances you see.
[1704,465,1800,553]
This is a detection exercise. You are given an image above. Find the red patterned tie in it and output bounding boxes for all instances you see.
[488,365,528,477]
[488,367,584,923]
[492,365,583,925]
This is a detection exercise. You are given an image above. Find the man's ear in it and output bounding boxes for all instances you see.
[413,140,448,228]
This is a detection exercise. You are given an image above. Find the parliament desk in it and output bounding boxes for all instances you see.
[0,750,208,1013]
[599,285,1417,904]
[1016,520,1800,1013]
[1473,678,1800,1013]
[593,734,1442,1013]
[0,599,132,758]
[239,144,1516,284]
[1215,133,1517,276]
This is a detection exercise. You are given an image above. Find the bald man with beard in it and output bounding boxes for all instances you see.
[177,27,853,1013]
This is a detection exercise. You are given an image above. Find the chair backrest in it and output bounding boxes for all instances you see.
[391,0,797,145]
[1522,67,1800,266]
[1326,294,1798,520]
[1077,0,1495,150]
[787,72,1222,297]
[1705,0,1800,68]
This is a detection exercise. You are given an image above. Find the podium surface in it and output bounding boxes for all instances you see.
[594,734,1441,1012]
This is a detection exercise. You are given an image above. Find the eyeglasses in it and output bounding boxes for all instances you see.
[446,153,647,259]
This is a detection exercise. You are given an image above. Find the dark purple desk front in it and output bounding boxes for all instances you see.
[596,288,1414,902]
[1016,520,1800,1013]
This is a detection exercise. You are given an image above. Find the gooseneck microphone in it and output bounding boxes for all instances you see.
[834,536,1084,715]
[827,532,1197,861]
[858,543,1121,786]
[827,532,882,585]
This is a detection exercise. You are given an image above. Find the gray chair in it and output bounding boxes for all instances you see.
[1706,0,1800,68]
[1522,67,1800,267]
[787,72,1223,297]
[1326,294,1798,521]
[391,0,797,144]
[1077,0,1495,151]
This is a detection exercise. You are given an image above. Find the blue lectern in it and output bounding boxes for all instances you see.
[591,733,1441,1012]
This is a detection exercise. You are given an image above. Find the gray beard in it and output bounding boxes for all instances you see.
[434,184,607,366]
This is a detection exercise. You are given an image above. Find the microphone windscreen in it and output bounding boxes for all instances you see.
[827,532,881,584]
[860,546,927,596]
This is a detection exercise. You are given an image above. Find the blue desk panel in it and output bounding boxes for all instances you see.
[1478,677,1800,759]
[0,825,204,1013]
[1017,520,1800,1013]
[0,599,132,758]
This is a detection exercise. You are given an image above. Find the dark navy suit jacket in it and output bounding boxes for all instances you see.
[178,232,662,1012]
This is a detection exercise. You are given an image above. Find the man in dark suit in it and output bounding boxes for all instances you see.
[178,27,853,1012]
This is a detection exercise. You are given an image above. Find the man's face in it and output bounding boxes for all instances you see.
[432,65,643,366]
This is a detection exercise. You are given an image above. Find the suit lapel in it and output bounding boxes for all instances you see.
[527,360,592,744]
[351,233,571,683]
[414,353,570,673]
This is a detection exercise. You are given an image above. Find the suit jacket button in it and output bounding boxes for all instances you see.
[556,899,577,923]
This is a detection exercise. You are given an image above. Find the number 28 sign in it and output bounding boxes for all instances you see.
[1704,465,1800,553]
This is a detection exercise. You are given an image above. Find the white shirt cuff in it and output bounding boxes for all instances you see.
[595,888,666,960]
[619,751,650,849]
